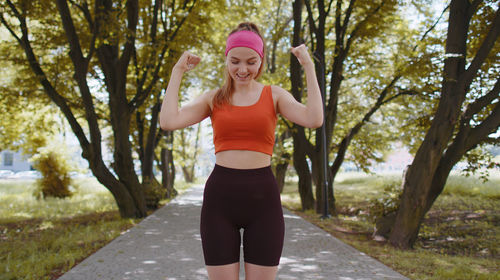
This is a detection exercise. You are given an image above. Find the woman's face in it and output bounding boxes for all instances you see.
[226,47,262,85]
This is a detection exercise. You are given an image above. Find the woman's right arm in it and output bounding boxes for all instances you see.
[159,52,211,131]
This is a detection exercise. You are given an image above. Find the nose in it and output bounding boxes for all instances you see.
[238,64,248,72]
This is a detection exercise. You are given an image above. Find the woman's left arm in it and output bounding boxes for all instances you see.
[275,44,324,128]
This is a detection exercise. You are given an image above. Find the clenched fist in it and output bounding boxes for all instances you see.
[291,44,313,67]
[173,51,201,73]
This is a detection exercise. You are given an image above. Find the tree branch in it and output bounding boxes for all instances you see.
[169,0,196,42]
[383,88,418,105]
[483,136,500,145]
[135,0,161,101]
[129,42,169,110]
[465,99,500,150]
[56,0,86,68]
[467,0,484,19]
[345,0,384,55]
[413,3,450,52]
[68,0,94,30]
[118,0,139,72]
[3,0,90,154]
[56,0,101,148]
[464,77,500,119]
[461,6,500,89]
[129,0,196,111]
[340,0,356,43]
[67,0,96,64]
[304,0,317,35]
[334,0,342,44]
[326,0,335,16]
[0,11,22,44]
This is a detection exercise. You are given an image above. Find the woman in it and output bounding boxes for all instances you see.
[160,22,323,280]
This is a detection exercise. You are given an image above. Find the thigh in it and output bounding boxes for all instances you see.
[201,168,242,266]
[200,204,241,266]
[243,204,284,266]
[206,262,240,280]
[244,262,278,280]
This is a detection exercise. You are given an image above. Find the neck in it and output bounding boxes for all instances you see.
[233,80,257,94]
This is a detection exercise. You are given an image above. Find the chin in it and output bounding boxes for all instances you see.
[234,79,252,84]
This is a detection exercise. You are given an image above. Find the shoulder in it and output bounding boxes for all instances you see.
[270,85,290,94]
[205,89,218,99]
[204,89,218,110]
[270,85,292,100]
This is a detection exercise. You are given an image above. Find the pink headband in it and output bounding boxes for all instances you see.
[225,30,264,58]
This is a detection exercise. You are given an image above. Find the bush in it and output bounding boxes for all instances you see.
[32,151,73,199]
[368,182,403,220]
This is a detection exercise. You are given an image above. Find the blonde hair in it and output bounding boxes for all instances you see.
[214,22,266,107]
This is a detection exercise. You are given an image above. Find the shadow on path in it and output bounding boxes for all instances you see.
[59,185,407,280]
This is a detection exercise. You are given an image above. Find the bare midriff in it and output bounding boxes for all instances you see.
[215,150,271,169]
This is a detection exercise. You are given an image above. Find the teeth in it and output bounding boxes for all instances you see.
[237,73,249,78]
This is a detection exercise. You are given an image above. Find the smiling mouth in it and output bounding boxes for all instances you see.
[236,73,250,79]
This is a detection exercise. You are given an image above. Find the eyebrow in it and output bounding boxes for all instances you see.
[230,56,258,61]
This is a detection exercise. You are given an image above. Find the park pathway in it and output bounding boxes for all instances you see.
[59,184,408,280]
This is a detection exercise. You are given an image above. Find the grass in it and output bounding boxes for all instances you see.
[2,172,498,279]
[0,178,118,222]
[0,177,195,280]
[281,171,500,280]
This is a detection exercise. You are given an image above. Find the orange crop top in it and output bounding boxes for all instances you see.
[210,85,277,155]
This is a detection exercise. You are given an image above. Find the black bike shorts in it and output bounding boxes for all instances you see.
[200,164,285,266]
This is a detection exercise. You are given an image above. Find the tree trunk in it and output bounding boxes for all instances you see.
[378,81,500,241]
[111,107,148,216]
[388,0,475,248]
[290,0,315,210]
[311,150,335,214]
[273,153,290,193]
[2,0,203,218]
[161,131,177,198]
[182,166,195,183]
[88,158,141,218]
[141,103,161,183]
[292,139,315,210]
[137,102,164,209]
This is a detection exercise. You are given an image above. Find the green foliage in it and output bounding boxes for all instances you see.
[0,178,114,221]
[460,146,500,183]
[141,176,164,209]
[0,178,133,279]
[0,212,137,280]
[442,172,500,199]
[30,142,76,199]
[281,171,500,279]
[367,182,403,220]
[31,154,71,199]
[0,177,196,279]
[173,123,202,182]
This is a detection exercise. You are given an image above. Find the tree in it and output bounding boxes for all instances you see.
[175,122,201,182]
[289,0,424,214]
[385,0,500,249]
[0,0,217,218]
[289,0,315,210]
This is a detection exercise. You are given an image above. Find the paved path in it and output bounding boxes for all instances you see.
[59,185,408,280]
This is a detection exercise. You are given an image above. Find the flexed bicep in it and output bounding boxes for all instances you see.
[161,91,212,131]
[274,86,321,128]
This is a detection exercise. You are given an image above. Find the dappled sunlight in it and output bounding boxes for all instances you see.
[278,209,406,279]
[335,171,373,182]
[57,184,407,279]
[283,213,301,219]
[59,186,210,279]
[0,177,117,221]
[170,191,204,206]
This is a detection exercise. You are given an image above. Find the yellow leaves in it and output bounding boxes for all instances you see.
[31,143,75,199]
